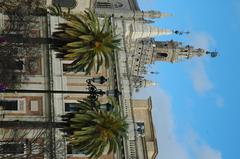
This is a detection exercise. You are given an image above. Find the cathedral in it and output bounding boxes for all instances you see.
[0,0,217,159]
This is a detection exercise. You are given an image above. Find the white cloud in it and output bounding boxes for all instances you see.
[195,145,222,159]
[188,32,216,49]
[189,60,213,94]
[134,87,222,159]
[187,32,215,94]
[135,87,190,159]
[186,131,222,159]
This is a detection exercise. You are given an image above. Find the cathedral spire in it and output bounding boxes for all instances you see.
[142,10,173,19]
[130,24,175,40]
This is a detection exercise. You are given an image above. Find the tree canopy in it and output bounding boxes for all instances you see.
[52,9,121,74]
[61,98,128,158]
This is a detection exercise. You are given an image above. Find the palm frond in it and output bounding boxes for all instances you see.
[61,98,128,158]
[52,10,121,74]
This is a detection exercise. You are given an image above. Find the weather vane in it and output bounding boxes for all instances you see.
[174,30,190,35]
[206,50,218,58]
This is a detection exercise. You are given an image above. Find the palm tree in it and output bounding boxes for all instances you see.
[61,98,128,158]
[47,4,68,17]
[52,9,121,74]
[2,5,120,74]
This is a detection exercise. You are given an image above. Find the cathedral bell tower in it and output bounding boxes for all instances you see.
[153,40,218,63]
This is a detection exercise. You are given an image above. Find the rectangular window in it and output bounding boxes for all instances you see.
[0,99,25,112]
[0,143,24,154]
[0,100,18,110]
[136,122,145,135]
[10,59,25,72]
[65,103,79,112]
[67,144,83,155]
[96,2,112,8]
[13,60,24,70]
[63,64,85,72]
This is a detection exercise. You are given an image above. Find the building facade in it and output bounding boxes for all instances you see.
[0,0,217,158]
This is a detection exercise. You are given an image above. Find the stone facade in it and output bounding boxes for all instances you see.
[132,97,158,159]
[0,0,216,158]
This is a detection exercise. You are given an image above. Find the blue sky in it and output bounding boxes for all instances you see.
[135,0,240,159]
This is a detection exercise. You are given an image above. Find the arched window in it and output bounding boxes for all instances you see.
[158,53,168,58]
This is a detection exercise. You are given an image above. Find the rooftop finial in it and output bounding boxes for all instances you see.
[206,51,218,58]
[150,71,159,75]
[174,30,190,35]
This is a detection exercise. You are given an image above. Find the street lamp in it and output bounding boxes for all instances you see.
[86,76,107,101]
[86,76,108,84]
